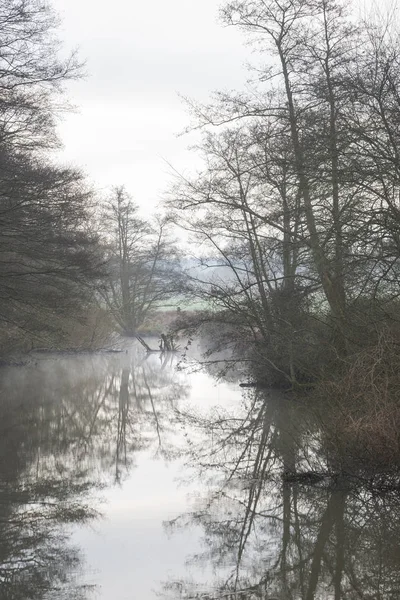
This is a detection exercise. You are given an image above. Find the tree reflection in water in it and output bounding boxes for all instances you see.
[163,388,400,600]
[0,346,188,599]
[2,344,400,599]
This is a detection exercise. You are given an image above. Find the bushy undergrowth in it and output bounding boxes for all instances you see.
[56,306,116,350]
[314,330,400,469]
[172,304,400,469]
[0,305,115,356]
[138,309,181,336]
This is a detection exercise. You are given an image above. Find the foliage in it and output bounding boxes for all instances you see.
[315,329,400,469]
[0,0,105,351]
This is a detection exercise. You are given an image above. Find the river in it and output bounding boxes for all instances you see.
[0,341,400,599]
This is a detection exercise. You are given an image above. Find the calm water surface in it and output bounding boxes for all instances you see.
[1,342,400,599]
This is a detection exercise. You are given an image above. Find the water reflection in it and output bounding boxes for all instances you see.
[164,388,400,600]
[0,346,188,599]
[2,345,400,599]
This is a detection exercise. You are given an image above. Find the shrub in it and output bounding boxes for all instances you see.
[314,329,400,469]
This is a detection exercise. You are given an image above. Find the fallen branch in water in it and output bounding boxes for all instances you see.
[135,335,158,352]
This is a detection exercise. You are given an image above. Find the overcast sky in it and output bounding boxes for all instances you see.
[51,0,249,215]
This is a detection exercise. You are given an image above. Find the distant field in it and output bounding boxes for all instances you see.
[157,298,210,312]
[139,301,209,335]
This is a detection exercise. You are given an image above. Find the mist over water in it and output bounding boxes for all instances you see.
[0,342,400,599]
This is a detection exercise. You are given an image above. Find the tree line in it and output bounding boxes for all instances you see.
[168,0,400,389]
[0,0,180,354]
[5,0,400,384]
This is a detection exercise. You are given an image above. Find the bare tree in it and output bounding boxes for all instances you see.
[169,122,322,384]
[100,186,181,338]
[0,0,82,151]
[170,0,400,370]
[0,1,108,351]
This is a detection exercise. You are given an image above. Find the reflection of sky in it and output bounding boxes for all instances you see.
[70,361,243,600]
[71,452,203,600]
[180,370,240,408]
